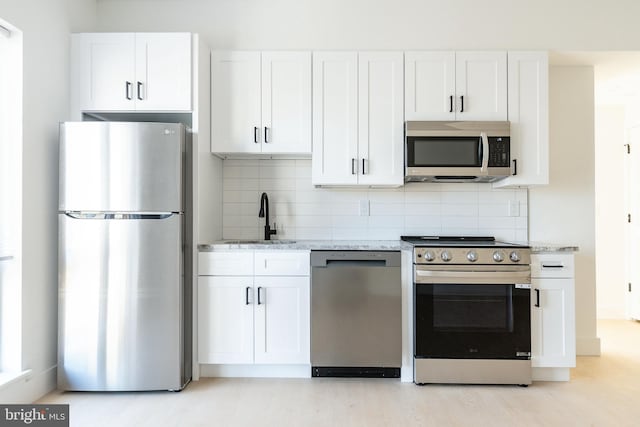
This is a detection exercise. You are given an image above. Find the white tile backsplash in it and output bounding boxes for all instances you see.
[221,159,528,241]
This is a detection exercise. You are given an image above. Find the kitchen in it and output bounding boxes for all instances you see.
[0,0,638,425]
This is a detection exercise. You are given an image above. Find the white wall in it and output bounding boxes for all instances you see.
[95,0,640,50]
[221,160,528,242]
[529,67,599,355]
[595,105,626,319]
[0,0,96,403]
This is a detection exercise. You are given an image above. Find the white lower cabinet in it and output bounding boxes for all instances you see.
[530,253,576,380]
[254,276,309,364]
[198,275,254,364]
[198,250,310,367]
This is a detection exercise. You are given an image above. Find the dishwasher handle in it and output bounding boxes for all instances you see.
[310,250,401,268]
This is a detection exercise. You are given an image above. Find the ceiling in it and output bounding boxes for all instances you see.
[550,51,640,106]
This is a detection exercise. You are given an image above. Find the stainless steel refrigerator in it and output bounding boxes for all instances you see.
[57,121,192,391]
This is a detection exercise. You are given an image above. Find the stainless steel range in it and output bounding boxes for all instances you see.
[401,236,532,386]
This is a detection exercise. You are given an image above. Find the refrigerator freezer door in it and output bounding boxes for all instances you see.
[58,213,185,391]
[59,122,184,213]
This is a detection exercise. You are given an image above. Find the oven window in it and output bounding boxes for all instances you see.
[432,285,513,333]
[414,283,530,359]
[407,137,481,167]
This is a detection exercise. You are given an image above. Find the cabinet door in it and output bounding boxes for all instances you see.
[198,276,254,364]
[211,51,262,153]
[261,52,311,154]
[134,33,192,111]
[254,276,310,364]
[455,51,507,121]
[358,52,404,186]
[531,278,576,368]
[72,33,135,111]
[626,128,640,320]
[312,52,359,185]
[405,51,456,120]
[494,52,549,188]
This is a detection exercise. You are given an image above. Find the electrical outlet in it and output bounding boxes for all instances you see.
[359,199,370,216]
[508,200,520,217]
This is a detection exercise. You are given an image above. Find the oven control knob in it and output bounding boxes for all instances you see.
[509,251,521,263]
[466,251,478,262]
[441,251,452,262]
[424,251,435,262]
[492,251,505,262]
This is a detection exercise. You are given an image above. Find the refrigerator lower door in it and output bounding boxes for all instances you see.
[58,213,187,391]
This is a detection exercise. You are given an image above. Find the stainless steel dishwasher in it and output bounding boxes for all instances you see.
[311,251,401,378]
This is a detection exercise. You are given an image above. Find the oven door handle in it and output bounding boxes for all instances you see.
[480,131,489,172]
[415,269,531,285]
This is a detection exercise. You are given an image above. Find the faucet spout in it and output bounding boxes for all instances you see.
[258,192,277,240]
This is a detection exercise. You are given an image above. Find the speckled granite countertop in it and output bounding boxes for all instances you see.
[198,240,412,251]
[199,239,578,253]
[529,243,579,253]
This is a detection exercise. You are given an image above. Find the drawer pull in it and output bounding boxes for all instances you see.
[541,264,564,268]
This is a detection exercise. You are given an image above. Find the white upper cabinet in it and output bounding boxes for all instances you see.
[494,51,549,188]
[312,52,359,185]
[211,51,262,154]
[455,51,507,121]
[405,51,455,120]
[357,52,405,186]
[312,51,404,187]
[405,51,507,121]
[71,33,192,112]
[211,51,311,156]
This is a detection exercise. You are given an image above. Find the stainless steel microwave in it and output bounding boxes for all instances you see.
[405,121,513,183]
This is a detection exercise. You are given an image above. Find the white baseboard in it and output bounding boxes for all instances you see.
[0,365,56,403]
[577,336,602,356]
[199,364,311,378]
[532,367,570,381]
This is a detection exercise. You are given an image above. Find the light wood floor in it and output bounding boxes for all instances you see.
[39,319,640,427]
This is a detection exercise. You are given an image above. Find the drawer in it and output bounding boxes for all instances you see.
[199,251,254,276]
[254,251,310,276]
[531,254,574,278]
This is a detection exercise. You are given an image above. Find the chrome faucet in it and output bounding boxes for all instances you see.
[258,192,277,240]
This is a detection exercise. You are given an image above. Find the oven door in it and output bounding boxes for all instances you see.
[414,265,531,360]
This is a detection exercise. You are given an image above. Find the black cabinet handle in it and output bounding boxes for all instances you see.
[460,95,464,113]
[351,158,357,175]
[254,127,259,143]
[137,81,143,100]
[512,159,518,176]
[257,287,263,305]
[534,289,540,307]
[264,127,269,143]
[125,81,132,100]
[449,95,453,113]
[362,158,366,175]
[245,286,251,305]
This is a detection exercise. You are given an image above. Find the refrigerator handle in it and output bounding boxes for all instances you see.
[64,212,176,220]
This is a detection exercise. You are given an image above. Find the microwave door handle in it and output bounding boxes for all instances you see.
[480,132,489,172]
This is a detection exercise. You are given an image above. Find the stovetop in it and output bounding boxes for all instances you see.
[400,236,529,248]
[402,236,530,265]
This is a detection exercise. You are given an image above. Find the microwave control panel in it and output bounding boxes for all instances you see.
[488,137,510,167]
